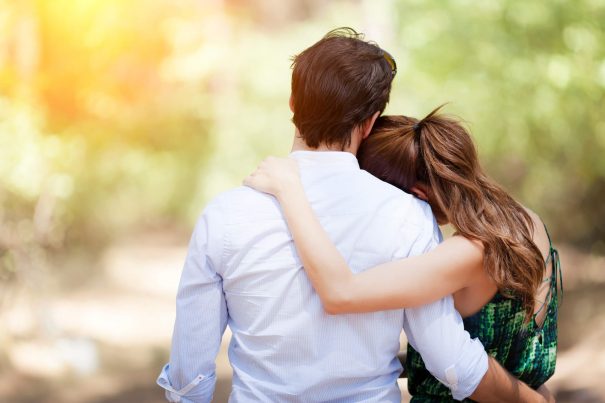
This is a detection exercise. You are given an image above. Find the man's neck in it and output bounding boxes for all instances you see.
[290,129,360,155]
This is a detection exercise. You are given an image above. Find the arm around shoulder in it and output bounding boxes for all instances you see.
[327,235,484,313]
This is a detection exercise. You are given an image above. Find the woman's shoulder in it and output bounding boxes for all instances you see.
[435,235,485,275]
[521,205,552,256]
[522,206,542,225]
[442,234,484,253]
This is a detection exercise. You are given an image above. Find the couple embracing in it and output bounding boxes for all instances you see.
[157,28,560,402]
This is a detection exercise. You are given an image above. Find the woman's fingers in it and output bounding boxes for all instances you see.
[244,156,301,196]
[244,171,274,194]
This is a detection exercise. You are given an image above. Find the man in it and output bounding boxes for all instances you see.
[157,28,549,402]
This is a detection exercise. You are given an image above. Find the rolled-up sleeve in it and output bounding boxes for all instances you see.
[403,296,489,400]
[396,200,488,400]
[157,203,228,403]
[157,364,217,402]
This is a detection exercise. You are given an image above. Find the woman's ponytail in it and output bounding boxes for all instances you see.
[362,106,546,321]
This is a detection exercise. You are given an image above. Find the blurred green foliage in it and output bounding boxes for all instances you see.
[0,0,604,286]
[388,0,605,251]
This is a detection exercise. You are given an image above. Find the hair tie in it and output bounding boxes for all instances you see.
[413,122,422,135]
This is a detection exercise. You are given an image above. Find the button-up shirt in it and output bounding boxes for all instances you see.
[157,150,488,402]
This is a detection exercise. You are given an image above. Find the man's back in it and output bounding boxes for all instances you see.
[215,151,438,401]
[157,150,494,402]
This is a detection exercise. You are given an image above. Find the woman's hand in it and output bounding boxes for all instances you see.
[244,156,302,200]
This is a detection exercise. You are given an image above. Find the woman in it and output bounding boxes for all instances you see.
[244,106,561,402]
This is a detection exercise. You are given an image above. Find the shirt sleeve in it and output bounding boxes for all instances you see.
[403,296,489,400]
[397,201,489,401]
[156,202,228,403]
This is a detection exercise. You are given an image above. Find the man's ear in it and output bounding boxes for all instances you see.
[289,95,295,113]
[410,184,429,202]
[362,111,381,140]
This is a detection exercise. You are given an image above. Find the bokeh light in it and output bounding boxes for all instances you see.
[1,1,604,402]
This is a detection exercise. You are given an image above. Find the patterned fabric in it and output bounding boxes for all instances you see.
[406,228,562,402]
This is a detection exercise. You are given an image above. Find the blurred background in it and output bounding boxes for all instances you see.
[1,0,604,402]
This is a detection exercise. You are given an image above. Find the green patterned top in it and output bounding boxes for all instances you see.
[406,229,562,402]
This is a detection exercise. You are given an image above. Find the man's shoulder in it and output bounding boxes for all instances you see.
[357,170,412,203]
[359,171,434,225]
[202,186,281,221]
[208,185,270,204]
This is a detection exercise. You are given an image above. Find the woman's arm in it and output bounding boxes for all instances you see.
[244,157,484,313]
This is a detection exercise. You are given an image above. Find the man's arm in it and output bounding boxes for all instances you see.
[157,204,227,403]
[400,203,546,402]
[471,358,555,402]
[404,296,547,402]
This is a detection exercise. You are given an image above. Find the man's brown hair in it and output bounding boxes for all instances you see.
[291,27,396,150]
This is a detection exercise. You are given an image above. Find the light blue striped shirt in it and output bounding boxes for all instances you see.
[157,151,488,402]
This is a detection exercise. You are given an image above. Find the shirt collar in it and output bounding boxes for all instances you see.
[289,150,360,170]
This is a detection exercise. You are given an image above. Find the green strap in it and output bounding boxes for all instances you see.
[543,223,554,248]
[542,223,561,292]
[543,223,554,267]
[535,223,563,318]
[552,247,563,301]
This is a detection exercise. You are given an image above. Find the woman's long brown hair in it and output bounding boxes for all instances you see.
[358,106,545,321]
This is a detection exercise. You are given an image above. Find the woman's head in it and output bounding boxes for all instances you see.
[357,108,465,224]
[358,106,545,321]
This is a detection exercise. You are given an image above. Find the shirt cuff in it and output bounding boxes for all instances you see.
[446,338,489,401]
[156,364,216,403]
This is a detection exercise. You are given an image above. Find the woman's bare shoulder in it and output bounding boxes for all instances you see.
[442,234,484,252]
[437,235,485,274]
[521,205,551,256]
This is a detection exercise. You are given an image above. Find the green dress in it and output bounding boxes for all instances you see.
[406,228,562,402]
